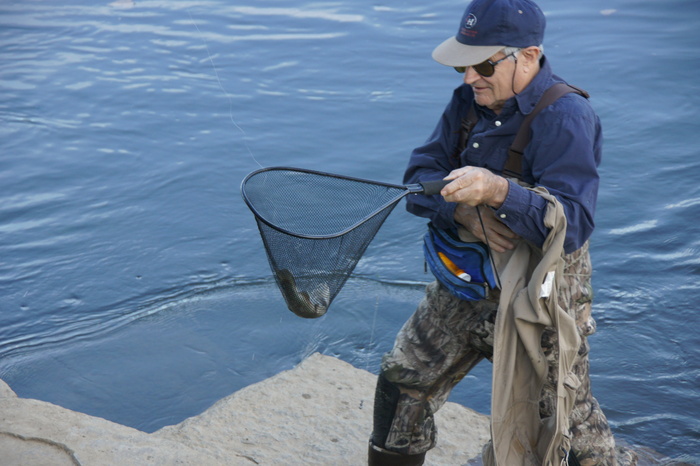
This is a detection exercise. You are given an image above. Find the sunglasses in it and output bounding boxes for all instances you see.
[454,51,517,77]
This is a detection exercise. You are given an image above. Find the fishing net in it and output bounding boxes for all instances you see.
[241,167,444,318]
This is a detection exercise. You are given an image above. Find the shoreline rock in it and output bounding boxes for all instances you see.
[0,353,490,465]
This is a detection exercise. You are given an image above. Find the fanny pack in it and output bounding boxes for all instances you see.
[423,222,498,301]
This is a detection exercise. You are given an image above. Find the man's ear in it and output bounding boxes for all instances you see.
[520,46,542,65]
[518,46,542,75]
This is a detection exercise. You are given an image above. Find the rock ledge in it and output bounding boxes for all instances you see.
[0,353,490,465]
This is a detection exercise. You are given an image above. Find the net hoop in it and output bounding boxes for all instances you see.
[241,166,409,240]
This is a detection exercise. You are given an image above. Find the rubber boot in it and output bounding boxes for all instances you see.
[368,441,426,466]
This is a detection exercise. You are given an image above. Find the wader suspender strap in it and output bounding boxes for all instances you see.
[453,109,479,169]
[504,82,590,179]
[457,83,590,180]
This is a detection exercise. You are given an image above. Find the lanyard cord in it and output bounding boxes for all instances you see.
[476,205,503,289]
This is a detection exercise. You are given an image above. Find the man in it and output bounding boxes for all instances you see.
[368,0,637,465]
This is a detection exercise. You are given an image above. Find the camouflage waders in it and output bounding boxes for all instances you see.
[371,242,638,465]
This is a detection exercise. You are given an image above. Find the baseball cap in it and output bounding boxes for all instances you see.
[432,0,546,67]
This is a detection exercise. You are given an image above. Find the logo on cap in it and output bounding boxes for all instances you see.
[460,13,478,38]
[464,13,477,28]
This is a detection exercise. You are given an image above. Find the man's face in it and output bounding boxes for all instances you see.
[463,51,517,113]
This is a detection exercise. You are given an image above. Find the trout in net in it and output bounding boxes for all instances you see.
[276,269,330,318]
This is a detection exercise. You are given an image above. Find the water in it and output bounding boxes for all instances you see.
[1,0,698,461]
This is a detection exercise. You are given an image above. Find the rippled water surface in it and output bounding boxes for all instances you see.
[1,0,699,461]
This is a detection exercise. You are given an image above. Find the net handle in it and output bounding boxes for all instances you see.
[407,179,450,196]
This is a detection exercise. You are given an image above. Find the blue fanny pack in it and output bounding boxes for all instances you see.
[423,222,498,301]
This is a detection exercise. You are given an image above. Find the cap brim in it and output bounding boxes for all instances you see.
[432,37,504,67]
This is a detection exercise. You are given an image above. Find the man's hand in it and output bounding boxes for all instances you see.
[453,204,519,253]
[440,166,509,208]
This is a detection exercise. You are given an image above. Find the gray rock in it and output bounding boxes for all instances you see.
[0,353,490,465]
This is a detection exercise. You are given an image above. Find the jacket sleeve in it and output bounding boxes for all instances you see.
[403,86,470,229]
[493,94,602,253]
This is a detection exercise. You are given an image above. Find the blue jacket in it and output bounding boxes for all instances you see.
[404,57,602,253]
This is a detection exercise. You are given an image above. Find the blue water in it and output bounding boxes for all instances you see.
[1,0,698,462]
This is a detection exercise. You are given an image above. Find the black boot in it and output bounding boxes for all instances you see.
[368,441,426,466]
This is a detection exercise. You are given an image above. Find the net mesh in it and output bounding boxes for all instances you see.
[241,167,408,318]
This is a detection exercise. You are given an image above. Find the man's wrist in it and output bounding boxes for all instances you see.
[487,176,509,209]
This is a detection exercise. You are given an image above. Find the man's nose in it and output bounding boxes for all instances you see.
[464,66,480,85]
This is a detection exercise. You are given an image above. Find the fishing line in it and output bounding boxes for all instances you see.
[365,293,380,372]
[186,8,263,169]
